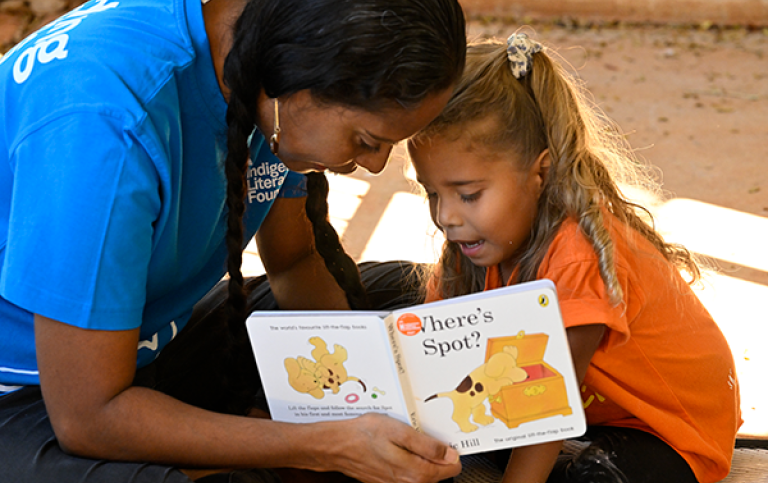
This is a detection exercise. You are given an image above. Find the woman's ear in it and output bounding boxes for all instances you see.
[531,149,551,193]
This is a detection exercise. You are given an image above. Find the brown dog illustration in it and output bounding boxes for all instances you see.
[284,337,365,399]
[425,345,528,432]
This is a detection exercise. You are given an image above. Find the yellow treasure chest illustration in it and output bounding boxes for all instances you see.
[486,331,572,428]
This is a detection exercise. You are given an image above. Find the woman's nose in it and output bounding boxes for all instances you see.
[355,145,393,174]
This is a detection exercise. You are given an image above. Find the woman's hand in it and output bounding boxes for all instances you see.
[315,413,461,483]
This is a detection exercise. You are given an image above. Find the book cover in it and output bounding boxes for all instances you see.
[245,279,586,455]
[385,280,586,453]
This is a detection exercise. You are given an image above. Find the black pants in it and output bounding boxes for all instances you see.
[0,261,423,483]
[488,425,698,483]
[546,426,698,483]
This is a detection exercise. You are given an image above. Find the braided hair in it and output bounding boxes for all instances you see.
[218,0,465,413]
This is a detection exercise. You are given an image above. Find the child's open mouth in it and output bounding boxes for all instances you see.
[458,240,484,256]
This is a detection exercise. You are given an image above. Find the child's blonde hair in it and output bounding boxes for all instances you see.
[413,36,700,303]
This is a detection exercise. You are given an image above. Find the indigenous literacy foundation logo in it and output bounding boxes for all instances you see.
[246,157,288,204]
[396,313,422,336]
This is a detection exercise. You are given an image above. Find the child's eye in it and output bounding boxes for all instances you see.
[425,191,438,200]
[460,192,480,203]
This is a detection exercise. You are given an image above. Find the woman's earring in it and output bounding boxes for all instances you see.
[269,98,281,155]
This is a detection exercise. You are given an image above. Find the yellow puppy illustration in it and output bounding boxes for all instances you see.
[425,345,528,432]
[284,356,325,399]
[309,336,366,394]
[284,337,365,399]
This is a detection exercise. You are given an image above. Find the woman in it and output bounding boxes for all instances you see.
[0,0,466,481]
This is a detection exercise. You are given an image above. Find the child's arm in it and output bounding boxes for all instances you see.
[502,441,563,483]
[501,324,606,483]
[566,324,606,381]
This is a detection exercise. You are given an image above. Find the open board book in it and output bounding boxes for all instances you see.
[246,279,586,455]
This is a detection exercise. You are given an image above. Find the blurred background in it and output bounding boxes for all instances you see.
[2,0,767,440]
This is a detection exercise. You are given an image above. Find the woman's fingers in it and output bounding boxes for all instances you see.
[327,413,462,483]
[394,423,460,465]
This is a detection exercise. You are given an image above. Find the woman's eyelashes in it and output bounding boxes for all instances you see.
[358,138,381,153]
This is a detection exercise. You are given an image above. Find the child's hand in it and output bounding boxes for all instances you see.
[322,413,461,483]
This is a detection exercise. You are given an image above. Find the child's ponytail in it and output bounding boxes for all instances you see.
[525,50,700,302]
[522,52,626,302]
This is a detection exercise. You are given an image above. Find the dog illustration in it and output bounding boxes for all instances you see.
[284,337,366,399]
[284,356,325,399]
[425,345,528,432]
[309,337,366,394]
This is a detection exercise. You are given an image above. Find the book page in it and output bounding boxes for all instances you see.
[390,280,586,455]
[246,312,411,426]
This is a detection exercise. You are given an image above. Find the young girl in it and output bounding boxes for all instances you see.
[0,0,465,481]
[408,34,741,483]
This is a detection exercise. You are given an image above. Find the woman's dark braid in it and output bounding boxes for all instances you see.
[224,95,253,331]
[220,91,260,415]
[305,172,370,309]
[222,0,263,334]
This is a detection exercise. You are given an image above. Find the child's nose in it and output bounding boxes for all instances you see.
[436,198,461,228]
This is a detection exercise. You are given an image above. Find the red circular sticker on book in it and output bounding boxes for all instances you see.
[396,313,422,336]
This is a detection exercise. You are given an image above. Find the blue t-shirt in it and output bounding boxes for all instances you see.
[0,0,305,391]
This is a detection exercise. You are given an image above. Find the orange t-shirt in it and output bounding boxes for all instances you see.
[427,216,741,483]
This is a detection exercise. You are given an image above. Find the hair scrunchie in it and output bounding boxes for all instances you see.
[506,33,543,79]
